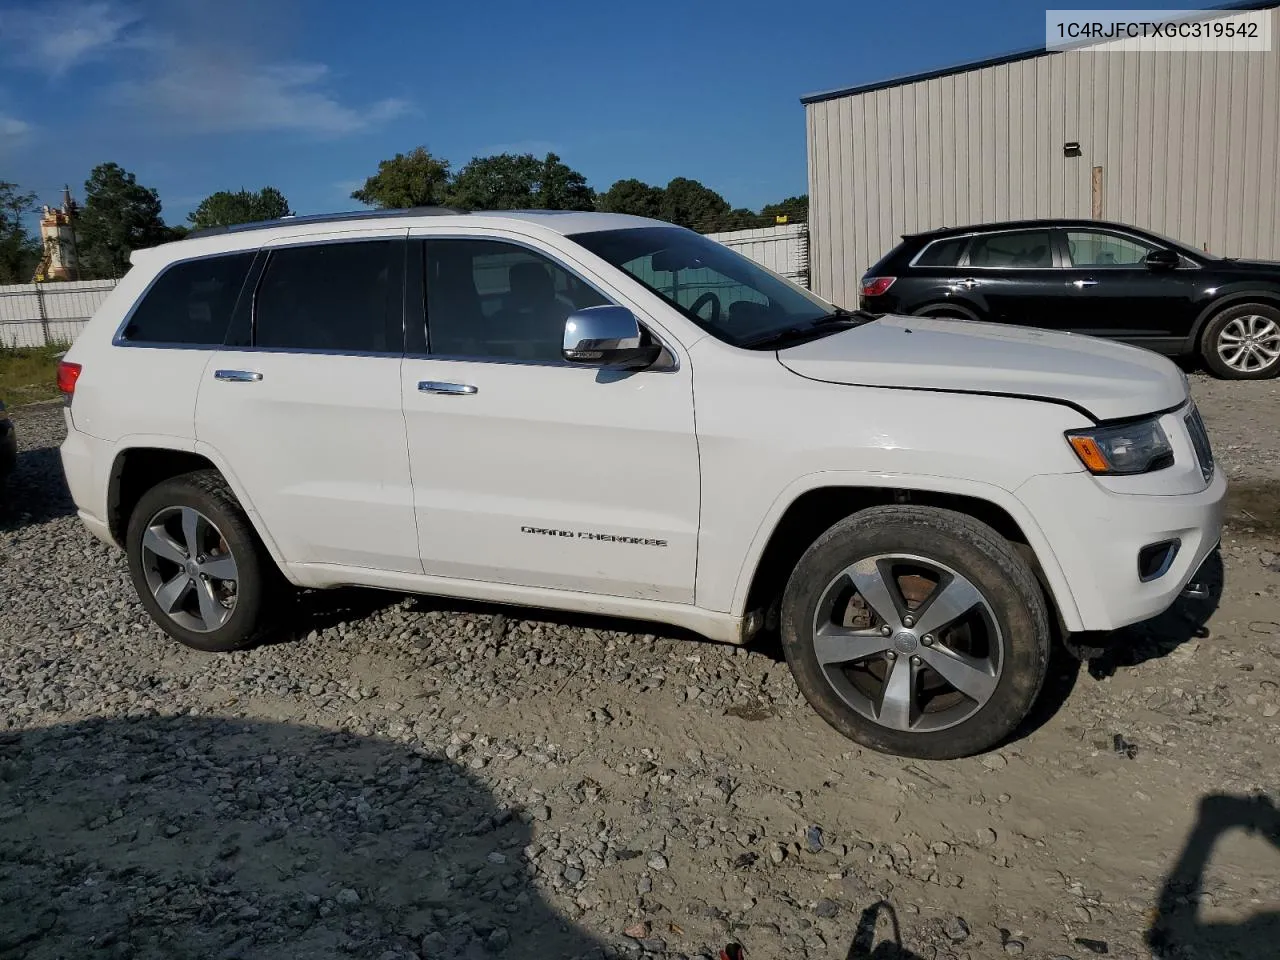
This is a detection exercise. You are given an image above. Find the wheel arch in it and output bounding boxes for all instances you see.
[1189,290,1280,350]
[911,300,981,322]
[732,475,1084,635]
[107,441,286,564]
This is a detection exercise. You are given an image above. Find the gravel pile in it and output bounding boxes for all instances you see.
[2,375,1277,960]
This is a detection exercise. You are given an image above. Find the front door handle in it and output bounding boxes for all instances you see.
[214,369,263,382]
[1069,278,1098,288]
[418,381,478,396]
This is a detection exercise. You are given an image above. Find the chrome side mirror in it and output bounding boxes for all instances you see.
[562,306,661,369]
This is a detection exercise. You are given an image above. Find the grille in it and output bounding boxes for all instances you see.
[1184,404,1215,483]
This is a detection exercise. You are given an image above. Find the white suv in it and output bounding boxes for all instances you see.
[58,209,1225,758]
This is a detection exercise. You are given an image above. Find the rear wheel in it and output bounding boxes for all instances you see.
[126,470,283,652]
[780,506,1050,759]
[1199,303,1280,379]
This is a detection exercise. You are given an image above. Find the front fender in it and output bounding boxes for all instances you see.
[726,470,1085,632]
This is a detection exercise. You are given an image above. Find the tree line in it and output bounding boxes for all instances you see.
[1,148,806,283]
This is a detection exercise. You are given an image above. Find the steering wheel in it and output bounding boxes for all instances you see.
[688,291,721,323]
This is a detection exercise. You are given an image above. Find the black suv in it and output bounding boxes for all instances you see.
[859,219,1280,380]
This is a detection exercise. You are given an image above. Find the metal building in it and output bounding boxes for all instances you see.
[802,3,1280,307]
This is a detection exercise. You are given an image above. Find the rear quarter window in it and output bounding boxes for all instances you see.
[120,253,255,345]
[913,237,966,267]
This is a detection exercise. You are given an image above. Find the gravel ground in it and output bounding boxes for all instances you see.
[2,374,1278,960]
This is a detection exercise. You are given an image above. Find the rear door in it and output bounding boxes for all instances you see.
[195,230,421,573]
[1057,228,1201,344]
[960,228,1073,329]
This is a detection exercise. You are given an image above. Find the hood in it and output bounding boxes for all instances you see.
[777,315,1187,421]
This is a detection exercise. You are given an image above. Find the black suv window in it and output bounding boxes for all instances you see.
[914,237,966,267]
[255,241,397,353]
[1065,230,1156,267]
[121,253,254,345]
[966,230,1054,268]
[423,239,608,362]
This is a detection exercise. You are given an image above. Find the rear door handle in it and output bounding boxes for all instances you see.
[214,369,263,382]
[418,381,477,396]
[954,277,980,289]
[1069,279,1098,288]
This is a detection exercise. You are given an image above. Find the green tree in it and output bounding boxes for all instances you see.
[760,194,808,224]
[597,178,664,218]
[188,186,291,230]
[77,163,169,278]
[351,147,452,209]
[659,177,731,231]
[0,181,41,283]
[447,152,594,211]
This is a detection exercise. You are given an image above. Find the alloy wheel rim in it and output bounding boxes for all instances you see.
[139,506,238,633]
[811,553,1003,734]
[1218,315,1280,372]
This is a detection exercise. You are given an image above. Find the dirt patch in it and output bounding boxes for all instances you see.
[1225,478,1280,540]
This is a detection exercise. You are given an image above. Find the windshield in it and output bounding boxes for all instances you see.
[570,226,836,346]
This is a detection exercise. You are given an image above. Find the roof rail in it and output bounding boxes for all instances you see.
[184,206,468,239]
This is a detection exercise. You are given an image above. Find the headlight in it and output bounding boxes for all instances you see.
[1066,418,1173,475]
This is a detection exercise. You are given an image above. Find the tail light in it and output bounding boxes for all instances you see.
[860,276,896,297]
[56,360,82,397]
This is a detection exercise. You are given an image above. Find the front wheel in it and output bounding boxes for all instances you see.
[126,469,283,652]
[780,506,1050,759]
[1199,303,1280,379]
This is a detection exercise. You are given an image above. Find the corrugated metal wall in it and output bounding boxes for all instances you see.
[0,279,118,348]
[805,6,1280,307]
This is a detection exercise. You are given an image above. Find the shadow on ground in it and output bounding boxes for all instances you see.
[842,901,924,958]
[0,716,609,960]
[0,445,75,530]
[1147,792,1280,959]
[1084,546,1225,679]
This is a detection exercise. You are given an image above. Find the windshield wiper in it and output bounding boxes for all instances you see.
[813,307,881,325]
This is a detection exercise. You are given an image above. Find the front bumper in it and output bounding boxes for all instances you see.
[1016,467,1226,632]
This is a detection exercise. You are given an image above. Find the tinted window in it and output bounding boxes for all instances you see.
[424,239,608,362]
[915,237,966,267]
[255,241,395,352]
[967,230,1054,268]
[1066,230,1156,267]
[122,253,253,345]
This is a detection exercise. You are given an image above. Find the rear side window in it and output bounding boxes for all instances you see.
[967,230,1054,268]
[914,237,966,267]
[255,241,396,353]
[121,253,253,345]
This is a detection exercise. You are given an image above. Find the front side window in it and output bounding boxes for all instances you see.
[255,241,395,353]
[571,226,834,347]
[423,239,608,362]
[966,230,1054,268]
[1066,230,1157,267]
[121,253,254,345]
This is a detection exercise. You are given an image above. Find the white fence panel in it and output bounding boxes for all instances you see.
[0,279,118,348]
[704,223,810,288]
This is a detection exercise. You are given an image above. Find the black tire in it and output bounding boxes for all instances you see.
[780,505,1050,760]
[125,469,284,652]
[1199,302,1280,380]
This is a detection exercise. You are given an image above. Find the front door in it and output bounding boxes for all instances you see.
[400,234,700,602]
[195,231,421,574]
[1057,228,1201,344]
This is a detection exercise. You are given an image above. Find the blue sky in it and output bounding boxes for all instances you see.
[0,0,1213,225]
